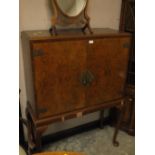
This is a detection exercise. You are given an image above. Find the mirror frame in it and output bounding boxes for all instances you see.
[54,0,87,18]
[50,0,93,35]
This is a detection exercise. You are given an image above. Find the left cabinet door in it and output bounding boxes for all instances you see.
[31,40,87,118]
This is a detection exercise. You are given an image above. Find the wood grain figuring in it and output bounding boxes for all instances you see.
[86,37,130,105]
[32,40,87,118]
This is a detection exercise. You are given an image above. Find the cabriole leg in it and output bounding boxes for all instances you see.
[33,126,48,153]
[34,131,42,153]
[113,100,125,146]
[25,108,35,155]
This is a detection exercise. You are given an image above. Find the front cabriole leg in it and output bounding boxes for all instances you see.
[113,100,125,146]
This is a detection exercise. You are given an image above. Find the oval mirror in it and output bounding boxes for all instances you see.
[56,0,87,17]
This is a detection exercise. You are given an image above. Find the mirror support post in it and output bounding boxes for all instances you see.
[82,0,93,34]
[49,26,57,36]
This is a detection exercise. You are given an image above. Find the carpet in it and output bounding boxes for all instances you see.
[43,126,135,155]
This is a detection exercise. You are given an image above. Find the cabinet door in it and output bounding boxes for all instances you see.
[86,37,130,106]
[32,40,87,118]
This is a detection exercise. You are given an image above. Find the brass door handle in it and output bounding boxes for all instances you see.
[80,70,95,86]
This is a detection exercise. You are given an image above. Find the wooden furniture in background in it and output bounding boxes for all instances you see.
[122,85,135,135]
[110,0,135,135]
[120,0,135,135]
[21,28,131,153]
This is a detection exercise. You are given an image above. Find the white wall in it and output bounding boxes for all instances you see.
[19,0,122,136]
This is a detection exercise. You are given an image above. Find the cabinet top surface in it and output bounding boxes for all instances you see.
[21,28,131,41]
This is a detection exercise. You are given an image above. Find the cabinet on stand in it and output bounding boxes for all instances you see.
[21,28,131,152]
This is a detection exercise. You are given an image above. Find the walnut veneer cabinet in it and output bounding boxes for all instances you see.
[21,28,131,152]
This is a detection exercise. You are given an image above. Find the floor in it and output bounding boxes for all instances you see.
[19,146,26,155]
[19,126,135,155]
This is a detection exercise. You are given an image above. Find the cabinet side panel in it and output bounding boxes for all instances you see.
[21,33,36,116]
